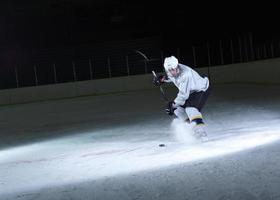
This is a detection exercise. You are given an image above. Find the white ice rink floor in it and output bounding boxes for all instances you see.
[1,83,280,200]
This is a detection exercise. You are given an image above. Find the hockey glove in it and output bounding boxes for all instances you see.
[165,101,177,116]
[153,75,165,86]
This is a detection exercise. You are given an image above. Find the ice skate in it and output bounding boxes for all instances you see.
[192,124,209,142]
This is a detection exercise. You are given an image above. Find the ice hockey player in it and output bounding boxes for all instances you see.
[153,55,210,141]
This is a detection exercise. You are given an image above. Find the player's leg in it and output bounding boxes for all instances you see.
[182,89,211,141]
[174,106,189,122]
[185,107,208,140]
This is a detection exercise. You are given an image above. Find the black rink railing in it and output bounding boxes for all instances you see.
[0,34,279,90]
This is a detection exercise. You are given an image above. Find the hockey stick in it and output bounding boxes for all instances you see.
[135,50,149,61]
[134,50,169,102]
[152,70,169,102]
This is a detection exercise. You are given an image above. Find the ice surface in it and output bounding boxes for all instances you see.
[1,84,280,200]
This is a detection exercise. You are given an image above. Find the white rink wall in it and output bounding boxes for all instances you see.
[0,58,280,106]
[0,75,153,105]
[207,58,280,84]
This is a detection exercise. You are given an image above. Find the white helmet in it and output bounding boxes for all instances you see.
[164,56,178,71]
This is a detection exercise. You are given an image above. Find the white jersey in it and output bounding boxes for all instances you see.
[165,63,209,105]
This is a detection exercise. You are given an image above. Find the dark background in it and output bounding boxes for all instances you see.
[0,1,278,89]
[1,1,278,47]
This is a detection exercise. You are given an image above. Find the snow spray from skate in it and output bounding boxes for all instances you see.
[170,118,197,144]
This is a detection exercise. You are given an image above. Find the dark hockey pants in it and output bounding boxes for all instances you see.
[181,86,211,112]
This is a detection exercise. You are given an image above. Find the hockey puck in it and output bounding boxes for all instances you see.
[159,144,166,147]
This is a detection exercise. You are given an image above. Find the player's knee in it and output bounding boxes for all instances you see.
[191,117,204,125]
